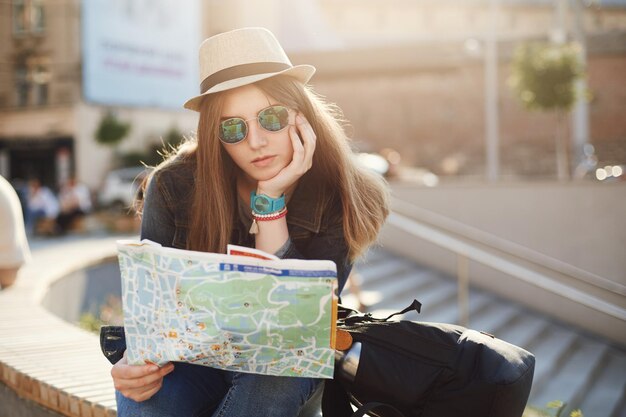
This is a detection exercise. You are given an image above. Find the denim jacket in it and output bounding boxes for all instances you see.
[140,156,352,293]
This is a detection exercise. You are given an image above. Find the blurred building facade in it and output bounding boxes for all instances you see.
[305,0,626,177]
[1,0,625,190]
[0,0,203,190]
[0,0,79,188]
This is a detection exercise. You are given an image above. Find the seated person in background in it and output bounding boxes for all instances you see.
[56,176,92,233]
[0,175,31,289]
[25,178,60,236]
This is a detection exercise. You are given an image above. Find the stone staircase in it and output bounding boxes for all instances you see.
[344,248,626,417]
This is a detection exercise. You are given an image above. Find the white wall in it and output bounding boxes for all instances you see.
[74,103,199,189]
[389,180,626,283]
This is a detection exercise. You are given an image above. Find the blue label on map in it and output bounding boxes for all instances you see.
[220,263,336,278]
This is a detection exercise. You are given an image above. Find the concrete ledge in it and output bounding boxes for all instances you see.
[0,236,128,417]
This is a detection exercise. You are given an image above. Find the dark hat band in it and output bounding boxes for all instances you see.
[200,62,292,94]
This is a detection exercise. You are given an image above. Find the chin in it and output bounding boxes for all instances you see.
[254,172,280,182]
[248,166,285,182]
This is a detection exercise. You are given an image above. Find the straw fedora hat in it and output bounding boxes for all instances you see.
[183,27,316,111]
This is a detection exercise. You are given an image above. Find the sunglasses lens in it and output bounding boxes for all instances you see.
[259,105,289,132]
[219,118,247,144]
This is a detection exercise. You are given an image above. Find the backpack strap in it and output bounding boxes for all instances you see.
[351,402,408,417]
[322,379,408,417]
[100,325,126,365]
[343,299,422,326]
[382,299,422,321]
[322,378,354,417]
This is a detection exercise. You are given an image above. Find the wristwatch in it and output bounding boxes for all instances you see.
[250,191,286,215]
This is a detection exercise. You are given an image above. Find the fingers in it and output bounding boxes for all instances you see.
[111,354,174,402]
[112,359,159,380]
[293,113,316,172]
[114,365,173,402]
[138,379,165,401]
[296,113,317,144]
[116,375,164,402]
[113,362,173,390]
[258,112,316,195]
[111,363,174,391]
[289,125,305,167]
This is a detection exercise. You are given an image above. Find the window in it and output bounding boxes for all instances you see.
[33,65,50,105]
[12,0,27,34]
[14,59,51,107]
[15,66,29,107]
[31,0,45,32]
[12,0,45,35]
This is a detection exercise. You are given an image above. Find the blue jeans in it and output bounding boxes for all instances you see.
[116,363,321,417]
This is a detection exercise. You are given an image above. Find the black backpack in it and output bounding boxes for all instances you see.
[323,300,535,417]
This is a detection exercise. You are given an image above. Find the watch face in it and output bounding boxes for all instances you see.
[253,195,271,213]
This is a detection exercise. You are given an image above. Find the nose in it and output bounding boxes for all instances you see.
[246,120,268,150]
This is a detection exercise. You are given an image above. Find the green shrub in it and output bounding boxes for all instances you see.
[95,111,131,147]
[78,295,123,334]
[524,401,583,417]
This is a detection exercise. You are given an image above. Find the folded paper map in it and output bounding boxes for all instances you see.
[117,239,338,378]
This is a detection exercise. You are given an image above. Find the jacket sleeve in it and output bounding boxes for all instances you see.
[140,174,177,248]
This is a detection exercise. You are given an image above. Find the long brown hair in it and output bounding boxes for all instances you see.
[146,76,389,261]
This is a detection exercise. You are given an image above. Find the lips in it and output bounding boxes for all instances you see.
[252,155,274,163]
[251,155,276,167]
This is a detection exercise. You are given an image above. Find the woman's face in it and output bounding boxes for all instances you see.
[219,84,294,184]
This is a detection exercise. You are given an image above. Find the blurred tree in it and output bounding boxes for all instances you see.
[119,150,148,168]
[119,144,162,168]
[94,111,131,147]
[509,42,584,180]
[164,125,185,150]
[118,126,185,168]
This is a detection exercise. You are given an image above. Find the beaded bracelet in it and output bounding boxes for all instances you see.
[249,208,288,234]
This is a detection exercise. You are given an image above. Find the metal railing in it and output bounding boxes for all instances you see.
[388,197,626,327]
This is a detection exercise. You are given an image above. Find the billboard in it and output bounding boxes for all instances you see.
[82,0,200,109]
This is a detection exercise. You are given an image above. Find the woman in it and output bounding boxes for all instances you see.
[112,27,389,417]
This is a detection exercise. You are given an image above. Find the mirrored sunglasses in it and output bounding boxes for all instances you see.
[219,105,291,144]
